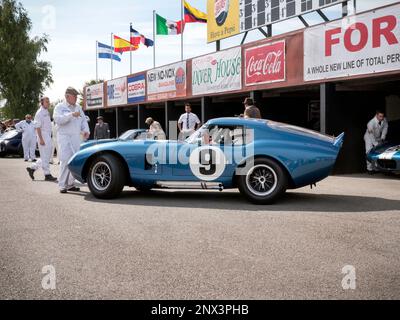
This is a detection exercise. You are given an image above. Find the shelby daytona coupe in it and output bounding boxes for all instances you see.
[367,143,400,173]
[68,118,345,204]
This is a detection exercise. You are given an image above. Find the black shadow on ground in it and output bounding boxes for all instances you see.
[80,189,400,213]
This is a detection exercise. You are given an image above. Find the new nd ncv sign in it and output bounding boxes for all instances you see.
[207,0,348,43]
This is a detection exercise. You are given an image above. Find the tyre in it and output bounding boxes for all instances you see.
[237,157,288,205]
[87,154,126,199]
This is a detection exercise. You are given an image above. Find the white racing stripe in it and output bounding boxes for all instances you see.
[378,145,400,160]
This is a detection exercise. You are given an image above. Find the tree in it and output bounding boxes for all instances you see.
[0,0,53,120]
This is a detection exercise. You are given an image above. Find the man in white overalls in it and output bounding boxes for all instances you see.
[364,110,389,174]
[53,87,90,193]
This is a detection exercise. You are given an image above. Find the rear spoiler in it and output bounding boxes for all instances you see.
[334,132,345,148]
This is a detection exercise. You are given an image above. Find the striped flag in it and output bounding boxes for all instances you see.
[130,26,154,47]
[156,13,184,35]
[97,42,121,61]
[114,35,138,53]
[184,1,207,23]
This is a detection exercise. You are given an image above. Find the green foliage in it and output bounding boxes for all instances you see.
[0,0,53,119]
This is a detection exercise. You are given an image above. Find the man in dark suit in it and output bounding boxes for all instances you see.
[94,116,110,140]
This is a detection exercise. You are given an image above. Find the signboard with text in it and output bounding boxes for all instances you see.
[304,4,400,81]
[192,47,242,96]
[85,83,104,110]
[128,74,146,104]
[107,77,127,106]
[208,0,347,43]
[245,40,286,86]
[147,62,187,101]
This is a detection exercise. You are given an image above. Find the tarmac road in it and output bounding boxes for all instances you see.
[0,157,399,300]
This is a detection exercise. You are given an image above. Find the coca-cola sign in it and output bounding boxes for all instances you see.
[245,40,286,86]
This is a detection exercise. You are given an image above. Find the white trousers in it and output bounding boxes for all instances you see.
[365,135,378,171]
[58,134,80,190]
[22,135,36,160]
[31,133,52,176]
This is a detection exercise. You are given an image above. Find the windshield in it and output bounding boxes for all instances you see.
[119,130,137,141]
[0,131,18,140]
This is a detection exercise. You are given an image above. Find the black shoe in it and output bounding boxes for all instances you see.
[32,159,37,162]
[24,159,28,162]
[45,175,57,182]
[67,186,81,192]
[367,170,377,175]
[26,168,35,181]
[60,189,68,194]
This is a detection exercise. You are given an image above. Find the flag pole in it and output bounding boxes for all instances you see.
[153,10,156,68]
[111,32,114,79]
[130,22,133,74]
[181,0,184,61]
[95,41,99,82]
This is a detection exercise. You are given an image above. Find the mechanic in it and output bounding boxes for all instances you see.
[178,103,201,141]
[94,116,111,140]
[15,115,37,162]
[364,110,389,174]
[54,87,90,194]
[26,97,57,182]
[145,117,166,140]
[243,98,262,119]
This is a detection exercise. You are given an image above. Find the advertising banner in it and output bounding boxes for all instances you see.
[192,47,242,96]
[147,62,187,101]
[245,40,286,86]
[85,83,104,110]
[128,74,146,104]
[207,0,239,43]
[107,77,127,106]
[304,4,400,81]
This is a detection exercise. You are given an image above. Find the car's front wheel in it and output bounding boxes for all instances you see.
[87,154,125,199]
[238,158,287,204]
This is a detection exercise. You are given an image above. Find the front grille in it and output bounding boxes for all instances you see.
[377,159,397,170]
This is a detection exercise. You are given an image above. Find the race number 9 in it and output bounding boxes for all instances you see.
[190,146,226,182]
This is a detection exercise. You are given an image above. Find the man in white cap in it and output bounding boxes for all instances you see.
[53,87,90,193]
[26,97,57,181]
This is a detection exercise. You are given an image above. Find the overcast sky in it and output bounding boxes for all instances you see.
[21,0,398,101]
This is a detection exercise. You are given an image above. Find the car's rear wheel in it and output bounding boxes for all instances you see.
[238,158,287,204]
[87,154,125,199]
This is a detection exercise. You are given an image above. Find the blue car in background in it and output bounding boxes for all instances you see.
[0,130,23,157]
[69,118,345,204]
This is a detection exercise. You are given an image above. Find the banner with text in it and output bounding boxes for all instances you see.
[304,4,400,81]
[147,62,187,101]
[245,40,286,86]
[128,74,146,104]
[107,77,127,107]
[192,47,242,96]
[85,83,104,110]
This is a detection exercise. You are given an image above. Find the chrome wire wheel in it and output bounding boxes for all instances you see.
[246,164,278,197]
[91,161,112,191]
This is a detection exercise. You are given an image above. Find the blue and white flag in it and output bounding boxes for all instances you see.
[97,42,121,62]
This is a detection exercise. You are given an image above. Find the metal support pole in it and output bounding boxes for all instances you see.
[241,32,248,45]
[298,15,309,28]
[216,40,220,52]
[317,9,329,22]
[342,1,348,17]
[320,83,335,135]
[353,0,357,14]
[115,108,119,138]
[258,27,270,38]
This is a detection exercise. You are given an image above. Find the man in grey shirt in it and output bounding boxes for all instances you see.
[94,116,110,140]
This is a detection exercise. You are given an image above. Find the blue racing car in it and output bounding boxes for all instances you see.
[68,118,344,204]
[367,142,400,173]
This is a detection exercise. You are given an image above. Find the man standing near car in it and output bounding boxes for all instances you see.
[15,115,36,162]
[94,116,110,140]
[178,103,201,141]
[364,110,389,174]
[54,87,90,194]
[26,97,57,182]
[243,98,262,119]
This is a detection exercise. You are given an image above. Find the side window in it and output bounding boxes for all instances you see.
[208,126,246,146]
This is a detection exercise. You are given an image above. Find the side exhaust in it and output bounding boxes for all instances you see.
[156,181,224,192]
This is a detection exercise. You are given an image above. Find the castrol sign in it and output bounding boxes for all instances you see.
[245,40,286,86]
[304,4,400,81]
